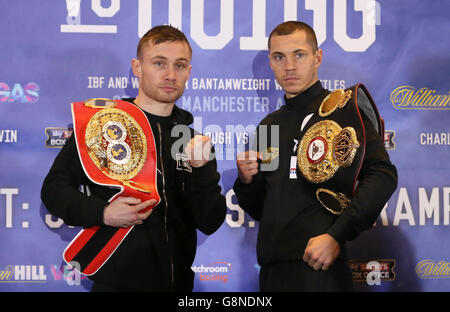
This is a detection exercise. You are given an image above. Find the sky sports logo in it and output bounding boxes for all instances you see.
[191,262,231,283]
[45,128,73,148]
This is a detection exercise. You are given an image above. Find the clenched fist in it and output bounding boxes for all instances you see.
[303,234,340,271]
[236,150,260,184]
[184,135,212,168]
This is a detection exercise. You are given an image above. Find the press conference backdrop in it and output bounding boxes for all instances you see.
[1,0,449,292]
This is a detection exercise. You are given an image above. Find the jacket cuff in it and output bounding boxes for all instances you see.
[325,214,356,245]
[89,197,108,227]
[190,161,218,186]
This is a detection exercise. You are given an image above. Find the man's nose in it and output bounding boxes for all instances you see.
[284,56,296,71]
[165,65,177,80]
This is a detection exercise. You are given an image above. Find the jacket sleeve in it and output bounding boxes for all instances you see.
[40,135,107,227]
[232,172,265,221]
[326,114,398,244]
[232,120,269,221]
[187,158,226,235]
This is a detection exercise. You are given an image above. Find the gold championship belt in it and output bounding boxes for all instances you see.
[64,98,160,276]
[296,84,384,215]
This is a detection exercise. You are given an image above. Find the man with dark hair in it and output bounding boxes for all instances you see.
[234,21,397,291]
[41,25,226,292]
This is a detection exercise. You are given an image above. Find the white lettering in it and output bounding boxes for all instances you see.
[444,188,450,225]
[191,0,234,49]
[0,130,18,143]
[1,188,18,228]
[419,187,439,225]
[226,189,245,227]
[240,0,267,50]
[334,0,377,52]
[91,0,120,17]
[393,187,415,226]
[306,0,327,47]
[65,1,381,52]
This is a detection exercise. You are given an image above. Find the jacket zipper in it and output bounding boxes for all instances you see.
[157,122,174,289]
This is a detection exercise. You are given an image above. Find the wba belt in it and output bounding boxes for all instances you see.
[296,84,384,215]
[63,98,160,276]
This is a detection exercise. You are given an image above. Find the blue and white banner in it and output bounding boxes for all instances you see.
[0,0,449,292]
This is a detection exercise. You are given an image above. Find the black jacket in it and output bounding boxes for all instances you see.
[41,99,226,291]
[233,81,398,267]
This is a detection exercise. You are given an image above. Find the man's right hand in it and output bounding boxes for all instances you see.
[236,150,260,184]
[103,197,157,228]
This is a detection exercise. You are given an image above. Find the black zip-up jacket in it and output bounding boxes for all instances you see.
[233,81,398,268]
[41,99,226,291]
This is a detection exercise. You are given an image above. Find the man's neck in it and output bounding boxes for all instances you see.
[285,79,319,99]
[134,94,174,117]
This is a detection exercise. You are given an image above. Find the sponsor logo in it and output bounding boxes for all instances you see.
[349,259,396,284]
[0,265,47,282]
[49,263,86,286]
[0,82,39,103]
[45,128,73,148]
[0,264,87,285]
[192,261,231,283]
[416,259,450,279]
[384,130,395,150]
[390,86,450,110]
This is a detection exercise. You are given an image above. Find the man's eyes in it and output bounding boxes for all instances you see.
[273,54,284,61]
[153,61,165,67]
[152,61,187,70]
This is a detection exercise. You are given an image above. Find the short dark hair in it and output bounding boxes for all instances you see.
[137,25,192,59]
[268,21,318,52]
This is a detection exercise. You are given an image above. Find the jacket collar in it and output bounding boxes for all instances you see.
[123,98,194,126]
[284,80,327,113]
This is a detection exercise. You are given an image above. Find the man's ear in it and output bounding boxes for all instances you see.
[131,58,142,78]
[267,53,274,71]
[314,49,323,68]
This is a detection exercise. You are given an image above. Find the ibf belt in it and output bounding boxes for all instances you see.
[297,84,384,215]
[63,98,160,276]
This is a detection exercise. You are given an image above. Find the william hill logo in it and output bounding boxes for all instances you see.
[416,259,450,279]
[390,86,449,110]
[0,265,47,282]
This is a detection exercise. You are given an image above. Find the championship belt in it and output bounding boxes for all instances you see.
[63,98,160,275]
[296,84,384,215]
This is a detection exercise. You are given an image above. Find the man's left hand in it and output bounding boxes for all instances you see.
[185,135,212,168]
[303,234,340,271]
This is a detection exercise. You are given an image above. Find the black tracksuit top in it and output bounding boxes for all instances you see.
[233,81,398,267]
[41,99,226,291]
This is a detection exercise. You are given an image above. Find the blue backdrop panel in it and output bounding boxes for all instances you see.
[0,0,449,291]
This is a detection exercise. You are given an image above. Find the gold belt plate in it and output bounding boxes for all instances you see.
[297,120,359,183]
[85,108,147,182]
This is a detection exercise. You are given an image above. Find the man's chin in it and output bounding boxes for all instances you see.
[157,92,183,104]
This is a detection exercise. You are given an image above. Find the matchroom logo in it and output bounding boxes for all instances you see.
[191,262,231,283]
